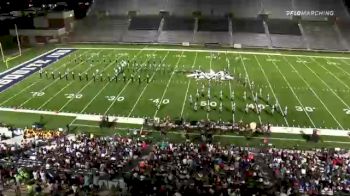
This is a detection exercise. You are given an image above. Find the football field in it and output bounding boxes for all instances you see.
[0,46,350,130]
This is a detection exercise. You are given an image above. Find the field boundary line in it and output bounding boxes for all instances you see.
[269,55,316,127]
[180,52,198,118]
[283,56,344,129]
[127,51,170,117]
[153,51,184,118]
[254,55,289,126]
[0,107,349,135]
[59,47,350,60]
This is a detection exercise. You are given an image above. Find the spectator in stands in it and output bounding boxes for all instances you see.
[0,133,349,195]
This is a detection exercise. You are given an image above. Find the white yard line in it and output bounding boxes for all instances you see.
[283,56,344,129]
[205,52,214,120]
[38,81,75,110]
[103,49,151,115]
[341,59,350,64]
[225,53,234,122]
[80,82,109,113]
[0,51,88,106]
[180,52,198,117]
[311,57,350,90]
[68,118,76,126]
[39,52,103,110]
[153,51,184,118]
[180,81,192,117]
[333,60,350,78]
[18,51,93,108]
[58,57,118,112]
[254,55,289,126]
[62,47,350,59]
[298,57,350,109]
[0,83,37,106]
[79,53,129,113]
[269,55,316,127]
[238,54,262,124]
[128,51,170,117]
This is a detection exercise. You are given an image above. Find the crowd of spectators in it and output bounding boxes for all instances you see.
[0,133,349,195]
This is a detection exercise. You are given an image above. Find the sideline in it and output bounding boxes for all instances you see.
[58,47,350,59]
[1,107,349,136]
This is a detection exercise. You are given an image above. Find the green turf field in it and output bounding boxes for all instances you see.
[0,46,350,130]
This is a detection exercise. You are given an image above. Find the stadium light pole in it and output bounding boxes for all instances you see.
[14,24,22,56]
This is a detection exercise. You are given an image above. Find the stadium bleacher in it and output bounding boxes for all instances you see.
[158,31,194,43]
[337,21,350,50]
[197,0,232,16]
[91,0,165,16]
[194,32,231,45]
[294,0,350,21]
[301,21,346,50]
[270,34,305,49]
[232,18,265,33]
[231,18,268,47]
[163,16,194,31]
[68,0,350,50]
[260,0,292,19]
[122,30,158,43]
[267,19,304,48]
[267,19,301,35]
[165,0,197,16]
[158,16,195,43]
[129,16,161,30]
[194,17,230,45]
[231,0,260,18]
[198,17,228,32]
[71,16,129,42]
[232,33,269,47]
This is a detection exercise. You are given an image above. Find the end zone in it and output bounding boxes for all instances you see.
[0,48,76,93]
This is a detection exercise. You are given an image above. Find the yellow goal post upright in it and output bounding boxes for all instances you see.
[0,24,23,69]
